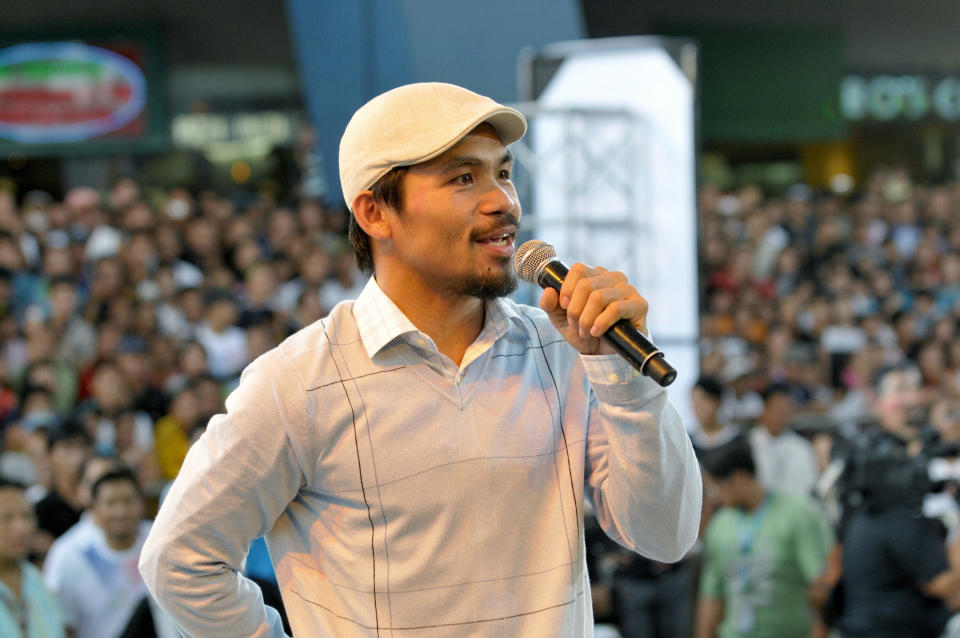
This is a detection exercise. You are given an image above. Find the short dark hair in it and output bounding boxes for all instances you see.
[48,420,93,452]
[694,375,724,401]
[761,382,794,402]
[703,440,756,479]
[349,167,408,274]
[0,477,26,492]
[91,467,141,501]
[872,362,921,393]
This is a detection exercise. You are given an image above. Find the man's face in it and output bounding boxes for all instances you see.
[713,471,756,510]
[92,480,143,544]
[762,393,794,436]
[0,487,35,563]
[874,369,926,436]
[384,124,521,300]
[79,458,119,509]
[51,437,92,481]
[691,387,719,425]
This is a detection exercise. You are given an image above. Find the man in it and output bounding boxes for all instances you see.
[42,453,121,583]
[748,383,819,498]
[193,288,248,381]
[696,441,833,638]
[140,82,701,637]
[690,374,742,462]
[34,423,92,540]
[831,364,960,638]
[45,467,152,638]
[0,478,65,638]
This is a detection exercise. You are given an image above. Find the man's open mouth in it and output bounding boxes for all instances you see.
[476,232,514,246]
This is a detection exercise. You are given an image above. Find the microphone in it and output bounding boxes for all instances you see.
[514,240,677,387]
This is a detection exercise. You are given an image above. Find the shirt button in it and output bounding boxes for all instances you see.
[607,373,620,383]
[416,338,426,347]
[455,376,462,385]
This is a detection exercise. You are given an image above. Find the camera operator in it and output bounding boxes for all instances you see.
[830,364,960,638]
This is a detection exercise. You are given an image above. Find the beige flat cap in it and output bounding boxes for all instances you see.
[338,82,527,210]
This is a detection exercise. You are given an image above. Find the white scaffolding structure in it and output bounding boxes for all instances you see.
[509,37,701,425]
[508,104,651,307]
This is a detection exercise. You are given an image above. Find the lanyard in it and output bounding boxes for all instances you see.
[737,493,771,556]
[733,493,771,635]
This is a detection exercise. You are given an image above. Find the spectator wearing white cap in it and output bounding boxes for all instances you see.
[141,82,701,638]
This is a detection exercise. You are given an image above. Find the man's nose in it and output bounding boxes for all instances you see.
[478,180,518,216]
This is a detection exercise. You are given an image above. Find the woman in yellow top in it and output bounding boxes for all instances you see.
[154,386,200,480]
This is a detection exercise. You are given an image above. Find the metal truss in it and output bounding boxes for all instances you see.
[508,103,653,300]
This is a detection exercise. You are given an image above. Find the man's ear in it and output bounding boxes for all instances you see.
[351,191,393,240]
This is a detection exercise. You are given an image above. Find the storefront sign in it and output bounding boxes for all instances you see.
[0,42,147,142]
[842,74,960,122]
[172,111,296,149]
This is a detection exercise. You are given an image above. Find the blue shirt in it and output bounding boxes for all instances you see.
[0,561,66,638]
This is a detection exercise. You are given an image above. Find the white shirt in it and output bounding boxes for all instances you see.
[45,519,152,638]
[140,277,702,637]
[689,422,741,451]
[43,513,99,583]
[749,425,820,498]
[195,322,249,379]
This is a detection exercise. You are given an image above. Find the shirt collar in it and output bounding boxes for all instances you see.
[353,276,528,360]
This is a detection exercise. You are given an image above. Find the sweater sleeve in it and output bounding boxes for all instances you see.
[139,353,307,637]
[581,354,702,563]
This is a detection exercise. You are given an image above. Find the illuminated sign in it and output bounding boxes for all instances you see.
[172,112,296,148]
[841,74,960,122]
[0,42,147,142]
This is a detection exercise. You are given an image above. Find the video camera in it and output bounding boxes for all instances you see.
[840,431,960,513]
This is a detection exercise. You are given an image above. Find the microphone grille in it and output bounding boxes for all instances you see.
[513,239,557,283]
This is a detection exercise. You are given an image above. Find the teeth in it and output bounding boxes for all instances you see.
[477,232,511,246]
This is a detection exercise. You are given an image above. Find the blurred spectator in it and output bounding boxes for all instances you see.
[46,276,96,369]
[192,374,226,423]
[0,477,65,638]
[114,336,167,421]
[696,441,833,638]
[21,358,76,416]
[747,383,819,498]
[44,467,154,638]
[689,375,740,461]
[163,341,208,394]
[78,360,153,460]
[319,247,366,311]
[276,244,332,313]
[42,454,121,586]
[195,289,248,381]
[154,386,200,481]
[291,286,325,332]
[34,424,92,541]
[717,357,764,427]
[238,261,279,328]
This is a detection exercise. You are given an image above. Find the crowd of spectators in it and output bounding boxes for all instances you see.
[589,168,960,638]
[3,166,960,636]
[0,177,362,636]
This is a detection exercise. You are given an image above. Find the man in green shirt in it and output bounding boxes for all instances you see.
[696,440,832,638]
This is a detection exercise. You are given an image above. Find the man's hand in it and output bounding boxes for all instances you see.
[538,263,649,355]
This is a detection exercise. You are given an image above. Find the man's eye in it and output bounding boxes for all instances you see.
[454,174,473,185]
[499,169,511,180]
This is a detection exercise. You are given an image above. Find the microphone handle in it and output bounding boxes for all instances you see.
[538,260,677,387]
